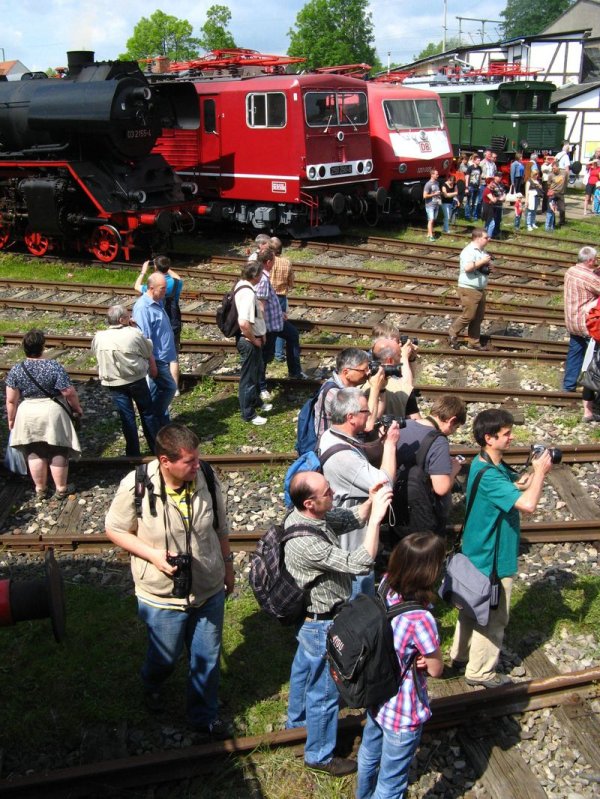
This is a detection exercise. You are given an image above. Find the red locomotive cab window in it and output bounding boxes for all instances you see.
[246,93,286,128]
[337,92,368,126]
[204,100,217,133]
[305,92,337,127]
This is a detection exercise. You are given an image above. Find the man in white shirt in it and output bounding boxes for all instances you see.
[234,262,269,425]
[448,230,492,350]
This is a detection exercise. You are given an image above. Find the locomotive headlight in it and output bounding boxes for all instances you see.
[398,163,408,173]
[443,159,450,169]
[357,161,364,173]
[308,166,317,180]
[365,160,373,174]
[318,165,327,178]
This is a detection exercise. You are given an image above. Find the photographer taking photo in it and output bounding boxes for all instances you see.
[363,334,422,423]
[448,229,493,351]
[105,424,234,739]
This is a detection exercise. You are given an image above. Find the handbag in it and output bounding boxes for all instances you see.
[4,432,27,476]
[438,463,501,627]
[20,362,81,431]
[505,185,518,203]
[578,342,600,392]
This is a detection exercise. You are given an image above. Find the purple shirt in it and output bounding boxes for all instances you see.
[255,270,283,333]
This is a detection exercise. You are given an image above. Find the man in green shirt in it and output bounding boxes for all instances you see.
[450,409,553,688]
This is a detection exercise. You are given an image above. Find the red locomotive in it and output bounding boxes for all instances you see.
[0,51,199,262]
[151,51,385,235]
[366,77,454,212]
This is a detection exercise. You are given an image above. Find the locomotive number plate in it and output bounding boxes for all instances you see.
[419,141,432,153]
[330,164,352,175]
[272,181,287,192]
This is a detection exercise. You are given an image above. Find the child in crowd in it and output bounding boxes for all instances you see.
[513,193,523,230]
[356,533,445,799]
[545,191,558,231]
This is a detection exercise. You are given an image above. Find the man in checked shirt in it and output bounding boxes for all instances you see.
[284,473,392,778]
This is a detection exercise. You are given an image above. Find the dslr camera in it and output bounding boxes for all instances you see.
[400,335,419,346]
[527,444,562,465]
[166,553,192,598]
[368,360,402,378]
[479,264,491,276]
[374,414,407,433]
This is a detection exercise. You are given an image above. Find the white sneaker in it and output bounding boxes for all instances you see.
[250,415,267,426]
[532,223,539,229]
[174,389,180,397]
[260,390,271,401]
[527,226,533,231]
[260,403,273,412]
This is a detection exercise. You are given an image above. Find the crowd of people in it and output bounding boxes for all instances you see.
[3,187,599,797]
[421,141,596,239]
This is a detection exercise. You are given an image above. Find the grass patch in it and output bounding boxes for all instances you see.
[0,253,138,286]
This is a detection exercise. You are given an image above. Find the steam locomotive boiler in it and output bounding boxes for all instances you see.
[0,51,199,262]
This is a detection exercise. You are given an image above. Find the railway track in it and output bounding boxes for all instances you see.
[0,664,597,798]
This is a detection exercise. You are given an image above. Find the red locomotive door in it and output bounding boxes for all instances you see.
[200,96,221,192]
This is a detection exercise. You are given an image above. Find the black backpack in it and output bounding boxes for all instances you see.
[249,522,329,625]
[164,278,182,334]
[392,428,444,535]
[326,583,422,708]
[215,284,253,338]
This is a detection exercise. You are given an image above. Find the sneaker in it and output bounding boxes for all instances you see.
[291,372,311,380]
[582,414,600,423]
[249,415,267,426]
[174,389,180,397]
[259,403,273,412]
[532,223,539,229]
[527,226,533,231]
[427,236,436,242]
[448,335,460,350]
[305,757,357,777]
[466,673,512,689]
[192,717,233,741]
[143,690,165,714]
[260,390,271,401]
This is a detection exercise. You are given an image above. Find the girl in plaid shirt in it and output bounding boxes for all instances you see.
[356,533,445,799]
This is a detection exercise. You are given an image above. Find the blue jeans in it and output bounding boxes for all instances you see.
[514,214,521,230]
[149,360,176,429]
[260,322,303,387]
[109,378,158,456]
[545,210,555,231]
[465,187,479,220]
[350,571,375,599]
[236,335,263,420]
[356,714,422,799]
[287,619,339,765]
[138,590,225,727]
[275,295,288,360]
[441,203,452,233]
[563,334,589,392]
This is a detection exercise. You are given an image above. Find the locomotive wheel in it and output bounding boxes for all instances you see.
[24,230,51,256]
[90,225,121,263]
[0,225,10,249]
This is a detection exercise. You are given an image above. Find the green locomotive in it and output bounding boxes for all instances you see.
[422,80,566,160]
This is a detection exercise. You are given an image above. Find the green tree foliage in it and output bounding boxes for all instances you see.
[120,10,201,61]
[288,0,381,71]
[501,0,574,39]
[414,37,462,61]
[198,5,237,52]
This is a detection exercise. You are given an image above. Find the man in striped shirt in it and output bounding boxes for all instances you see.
[563,246,600,421]
[285,473,392,778]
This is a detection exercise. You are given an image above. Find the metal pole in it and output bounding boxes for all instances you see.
[443,0,447,51]
[0,48,5,62]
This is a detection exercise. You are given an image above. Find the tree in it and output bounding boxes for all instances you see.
[501,0,574,39]
[288,0,381,71]
[198,5,237,52]
[120,10,201,61]
[414,38,462,61]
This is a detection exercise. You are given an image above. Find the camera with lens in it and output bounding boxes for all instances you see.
[527,444,562,465]
[374,414,407,433]
[368,360,402,378]
[479,264,491,276]
[166,553,192,598]
[400,335,419,346]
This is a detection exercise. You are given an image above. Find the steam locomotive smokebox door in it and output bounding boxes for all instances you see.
[20,179,66,235]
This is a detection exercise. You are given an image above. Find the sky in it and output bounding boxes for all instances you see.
[1,0,507,73]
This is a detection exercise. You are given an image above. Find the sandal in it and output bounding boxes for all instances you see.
[53,483,75,500]
[35,487,48,500]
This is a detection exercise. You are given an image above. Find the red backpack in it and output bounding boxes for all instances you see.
[586,300,600,342]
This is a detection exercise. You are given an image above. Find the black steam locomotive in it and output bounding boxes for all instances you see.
[0,51,199,262]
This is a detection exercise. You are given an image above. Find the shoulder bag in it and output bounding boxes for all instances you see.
[20,362,81,431]
[438,462,501,627]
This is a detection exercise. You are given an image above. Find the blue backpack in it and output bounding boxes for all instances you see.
[295,379,337,455]
[283,443,352,507]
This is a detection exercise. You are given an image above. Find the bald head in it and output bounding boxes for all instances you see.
[289,471,331,515]
[147,272,167,301]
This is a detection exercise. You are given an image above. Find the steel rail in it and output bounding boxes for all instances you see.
[0,332,568,363]
[0,276,567,323]
[0,668,597,798]
[0,295,570,356]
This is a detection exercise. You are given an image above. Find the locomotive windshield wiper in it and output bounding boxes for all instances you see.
[343,113,358,131]
[323,114,334,133]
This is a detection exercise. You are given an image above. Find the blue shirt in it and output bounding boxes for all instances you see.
[141,274,183,300]
[132,293,176,362]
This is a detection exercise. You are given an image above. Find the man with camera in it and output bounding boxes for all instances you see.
[450,409,554,688]
[318,388,400,594]
[105,424,234,739]
[364,336,422,422]
[448,229,492,350]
